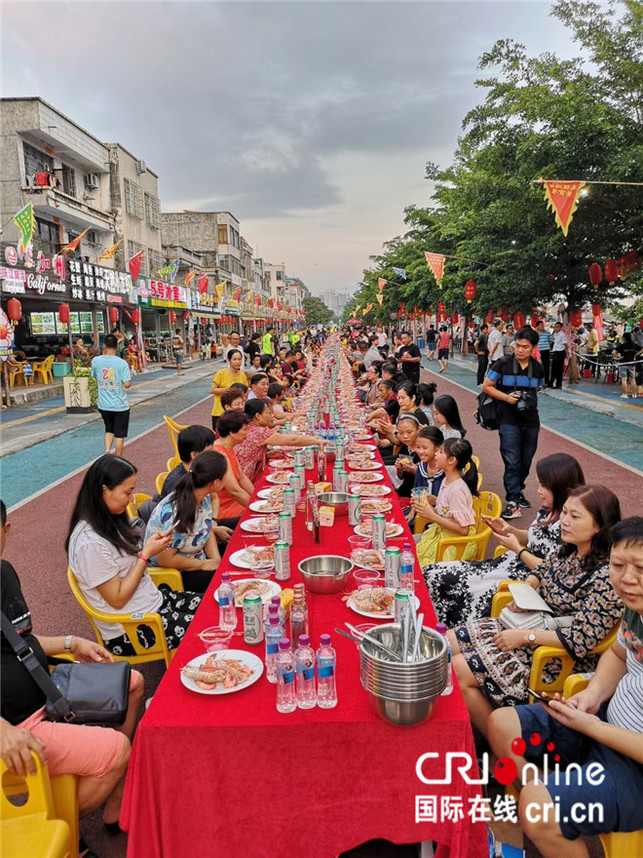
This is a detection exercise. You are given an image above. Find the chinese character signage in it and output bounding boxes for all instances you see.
[68,260,134,304]
[138,279,187,308]
[1,244,67,296]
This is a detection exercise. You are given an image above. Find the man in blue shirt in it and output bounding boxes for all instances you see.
[536,320,552,386]
[91,333,132,456]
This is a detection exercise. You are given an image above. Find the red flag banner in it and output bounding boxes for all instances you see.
[424,252,445,285]
[233,288,242,302]
[197,274,209,294]
[376,293,383,306]
[378,278,387,291]
[255,295,262,307]
[541,180,585,236]
[128,249,145,281]
[61,226,90,254]
[185,270,197,286]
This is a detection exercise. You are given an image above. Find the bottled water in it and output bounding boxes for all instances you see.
[264,603,280,638]
[436,622,453,695]
[290,590,309,645]
[316,634,337,709]
[276,638,297,713]
[400,542,415,594]
[217,572,237,631]
[268,595,286,628]
[294,634,317,709]
[265,613,282,684]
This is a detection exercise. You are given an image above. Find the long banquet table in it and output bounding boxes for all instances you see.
[121,439,487,858]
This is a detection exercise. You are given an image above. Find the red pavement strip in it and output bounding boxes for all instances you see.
[5,370,641,641]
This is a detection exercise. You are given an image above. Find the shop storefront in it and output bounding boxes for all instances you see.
[137,278,189,361]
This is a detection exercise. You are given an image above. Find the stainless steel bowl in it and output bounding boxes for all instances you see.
[365,689,437,726]
[316,492,349,516]
[298,555,353,594]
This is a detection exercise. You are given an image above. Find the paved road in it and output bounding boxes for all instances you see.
[1,359,641,858]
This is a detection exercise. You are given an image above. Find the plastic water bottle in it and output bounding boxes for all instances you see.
[316,634,337,709]
[276,638,297,713]
[264,603,280,638]
[265,614,282,684]
[436,622,453,695]
[295,634,317,709]
[268,595,286,628]
[217,572,237,631]
[290,590,309,644]
[305,480,316,531]
[400,542,415,594]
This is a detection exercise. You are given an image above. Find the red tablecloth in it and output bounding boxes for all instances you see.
[121,444,487,858]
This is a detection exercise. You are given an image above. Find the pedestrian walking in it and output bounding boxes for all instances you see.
[487,319,504,364]
[171,328,184,376]
[437,326,451,373]
[473,323,489,385]
[397,330,422,383]
[262,326,275,356]
[481,326,545,520]
[426,324,437,360]
[536,320,551,383]
[550,321,568,389]
[90,333,132,457]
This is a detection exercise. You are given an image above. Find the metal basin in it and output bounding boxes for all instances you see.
[365,688,438,727]
[298,555,353,594]
[317,492,349,516]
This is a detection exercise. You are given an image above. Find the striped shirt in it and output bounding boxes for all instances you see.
[538,330,551,352]
[607,609,643,733]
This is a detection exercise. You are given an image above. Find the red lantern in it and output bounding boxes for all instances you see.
[500,309,510,322]
[513,313,525,330]
[588,263,602,287]
[130,308,140,325]
[6,297,22,323]
[530,313,540,328]
[58,303,70,324]
[201,317,207,325]
[604,259,619,284]
[437,302,445,315]
[486,310,494,324]
[569,309,583,327]
[591,303,602,317]
[452,312,459,324]
[464,280,477,303]
[108,306,119,324]
[183,311,190,322]
[169,311,176,325]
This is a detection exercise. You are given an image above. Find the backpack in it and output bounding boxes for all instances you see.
[474,357,532,431]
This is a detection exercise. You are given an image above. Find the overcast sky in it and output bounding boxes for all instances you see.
[2,1,580,297]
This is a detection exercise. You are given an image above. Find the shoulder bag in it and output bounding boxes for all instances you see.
[1,611,130,726]
[474,356,533,431]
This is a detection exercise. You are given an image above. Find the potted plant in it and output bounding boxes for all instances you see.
[63,366,97,413]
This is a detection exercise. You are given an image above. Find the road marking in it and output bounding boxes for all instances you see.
[7,395,211,513]
[421,365,643,476]
[554,385,642,412]
[2,406,65,429]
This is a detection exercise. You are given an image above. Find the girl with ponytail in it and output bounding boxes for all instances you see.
[412,438,479,566]
[145,450,228,593]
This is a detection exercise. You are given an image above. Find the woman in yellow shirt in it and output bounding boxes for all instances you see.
[210,349,248,430]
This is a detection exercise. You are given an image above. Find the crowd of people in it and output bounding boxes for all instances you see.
[1,321,641,858]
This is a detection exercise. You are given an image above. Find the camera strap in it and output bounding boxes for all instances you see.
[512,356,533,391]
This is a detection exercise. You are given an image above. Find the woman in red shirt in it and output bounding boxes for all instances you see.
[437,326,451,373]
[213,412,255,528]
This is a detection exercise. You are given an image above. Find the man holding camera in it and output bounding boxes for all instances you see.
[482,327,546,520]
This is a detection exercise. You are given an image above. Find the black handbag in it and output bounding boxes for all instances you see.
[474,357,533,431]
[1,611,130,726]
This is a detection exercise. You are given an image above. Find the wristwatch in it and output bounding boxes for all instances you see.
[527,632,537,643]
[64,634,73,653]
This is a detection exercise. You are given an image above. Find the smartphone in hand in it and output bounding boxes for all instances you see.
[527,688,551,706]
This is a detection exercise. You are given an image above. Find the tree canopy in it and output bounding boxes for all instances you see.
[302,295,334,325]
[351,0,642,324]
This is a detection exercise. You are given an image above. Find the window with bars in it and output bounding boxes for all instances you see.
[124,178,144,219]
[219,254,231,272]
[148,249,165,277]
[23,142,53,182]
[127,240,147,276]
[145,193,160,230]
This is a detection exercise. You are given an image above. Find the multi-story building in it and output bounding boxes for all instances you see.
[321,288,350,316]
[265,262,286,306]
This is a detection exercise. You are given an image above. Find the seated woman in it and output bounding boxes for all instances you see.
[267,382,288,426]
[423,452,585,627]
[67,455,202,657]
[412,438,479,565]
[235,399,324,482]
[431,394,466,439]
[210,348,248,431]
[390,414,422,498]
[450,485,623,738]
[220,387,246,414]
[145,450,228,594]
[416,382,437,424]
[213,411,255,527]
[362,362,383,408]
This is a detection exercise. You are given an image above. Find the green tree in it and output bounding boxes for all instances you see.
[302,295,334,325]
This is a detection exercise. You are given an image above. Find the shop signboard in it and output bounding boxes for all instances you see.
[190,289,221,315]
[56,311,105,335]
[1,244,67,297]
[138,279,187,309]
[30,312,57,335]
[68,260,134,304]
[0,308,15,360]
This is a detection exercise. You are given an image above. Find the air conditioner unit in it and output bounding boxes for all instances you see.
[135,159,147,174]
[84,173,100,190]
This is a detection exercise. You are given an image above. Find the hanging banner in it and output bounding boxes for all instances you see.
[541,180,585,236]
[378,278,387,291]
[376,293,383,306]
[392,267,407,280]
[13,203,35,255]
[61,226,90,254]
[424,252,445,286]
[128,249,145,282]
[197,274,209,294]
[185,270,197,286]
[215,281,226,301]
[98,240,122,261]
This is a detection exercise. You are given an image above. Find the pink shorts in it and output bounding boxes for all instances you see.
[17,670,141,779]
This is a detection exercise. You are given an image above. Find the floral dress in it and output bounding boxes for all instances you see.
[423,509,561,627]
[454,550,623,707]
[145,493,213,563]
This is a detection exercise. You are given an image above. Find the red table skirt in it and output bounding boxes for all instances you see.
[121,441,487,858]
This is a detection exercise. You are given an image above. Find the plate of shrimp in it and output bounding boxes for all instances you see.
[180,651,263,695]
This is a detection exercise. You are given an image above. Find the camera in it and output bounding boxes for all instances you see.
[516,391,537,412]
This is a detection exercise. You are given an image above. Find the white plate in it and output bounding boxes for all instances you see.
[349,484,392,497]
[348,443,377,451]
[229,547,275,570]
[359,501,393,514]
[265,472,294,484]
[249,499,284,513]
[268,458,295,469]
[257,487,284,499]
[354,522,404,538]
[345,460,382,470]
[240,516,280,533]
[347,591,421,620]
[347,472,384,483]
[215,578,281,606]
[180,651,263,695]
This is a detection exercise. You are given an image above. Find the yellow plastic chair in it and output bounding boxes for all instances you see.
[67,566,182,668]
[166,455,181,471]
[32,355,55,385]
[475,490,502,519]
[1,752,73,858]
[434,518,492,562]
[155,471,168,495]
[3,363,27,388]
[490,580,619,701]
[493,545,509,559]
[163,415,187,457]
[126,492,152,520]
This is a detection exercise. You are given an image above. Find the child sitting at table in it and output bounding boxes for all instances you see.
[413,426,445,499]
[412,438,478,565]
[390,414,421,499]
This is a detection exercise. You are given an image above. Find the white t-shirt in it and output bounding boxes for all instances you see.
[552,331,568,352]
[68,521,162,640]
[488,328,503,360]
[377,332,387,347]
